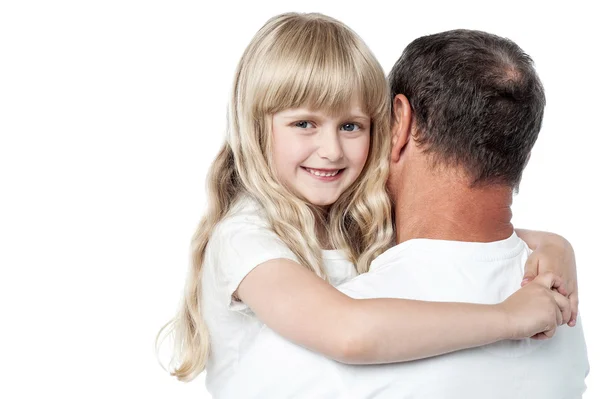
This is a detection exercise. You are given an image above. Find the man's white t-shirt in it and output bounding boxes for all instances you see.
[201,197,357,396]
[223,232,589,398]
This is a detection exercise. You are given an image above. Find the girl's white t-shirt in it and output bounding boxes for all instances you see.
[200,196,357,396]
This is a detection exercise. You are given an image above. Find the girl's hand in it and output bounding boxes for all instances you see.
[499,271,571,340]
[517,229,578,327]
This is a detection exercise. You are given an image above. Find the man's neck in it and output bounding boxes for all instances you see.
[394,170,514,244]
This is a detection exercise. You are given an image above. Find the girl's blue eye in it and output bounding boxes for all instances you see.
[295,121,314,129]
[341,123,360,132]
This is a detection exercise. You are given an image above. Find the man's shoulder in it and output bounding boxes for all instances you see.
[337,234,532,301]
[335,264,399,299]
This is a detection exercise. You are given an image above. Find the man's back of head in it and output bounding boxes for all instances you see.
[389,29,545,189]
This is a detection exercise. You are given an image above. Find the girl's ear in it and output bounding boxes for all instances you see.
[390,94,413,163]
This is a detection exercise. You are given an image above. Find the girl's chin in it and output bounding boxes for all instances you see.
[302,193,340,207]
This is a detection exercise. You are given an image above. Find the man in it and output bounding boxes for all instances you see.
[225,29,589,398]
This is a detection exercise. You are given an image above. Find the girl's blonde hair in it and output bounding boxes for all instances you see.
[158,12,394,381]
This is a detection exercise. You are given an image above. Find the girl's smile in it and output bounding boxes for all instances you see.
[301,167,345,181]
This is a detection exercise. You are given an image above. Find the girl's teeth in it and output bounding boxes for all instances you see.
[307,168,339,177]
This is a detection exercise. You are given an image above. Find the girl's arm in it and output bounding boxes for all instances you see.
[516,229,578,326]
[236,258,570,365]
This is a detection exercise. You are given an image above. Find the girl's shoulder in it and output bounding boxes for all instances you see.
[204,195,299,310]
[213,195,270,235]
[207,195,298,264]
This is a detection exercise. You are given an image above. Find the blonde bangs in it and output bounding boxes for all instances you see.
[246,15,388,119]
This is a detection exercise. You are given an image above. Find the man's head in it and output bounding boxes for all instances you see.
[387,29,545,195]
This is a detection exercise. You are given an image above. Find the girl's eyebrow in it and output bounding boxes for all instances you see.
[280,113,319,120]
[278,109,320,118]
[279,112,370,122]
[346,114,370,122]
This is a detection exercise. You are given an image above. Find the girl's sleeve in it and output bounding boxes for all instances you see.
[208,213,299,312]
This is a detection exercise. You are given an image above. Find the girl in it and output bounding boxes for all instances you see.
[158,12,577,395]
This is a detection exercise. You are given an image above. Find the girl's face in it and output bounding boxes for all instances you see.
[271,99,371,206]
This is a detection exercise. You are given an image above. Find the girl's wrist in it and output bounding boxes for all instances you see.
[491,302,517,341]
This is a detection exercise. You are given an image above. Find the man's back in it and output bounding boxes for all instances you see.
[225,233,588,398]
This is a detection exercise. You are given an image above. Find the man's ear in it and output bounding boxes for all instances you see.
[391,94,413,163]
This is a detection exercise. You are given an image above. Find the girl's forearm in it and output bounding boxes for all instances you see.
[336,298,509,364]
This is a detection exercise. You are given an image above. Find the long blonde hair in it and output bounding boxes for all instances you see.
[158,12,394,381]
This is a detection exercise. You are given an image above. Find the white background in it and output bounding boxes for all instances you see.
[0,1,597,398]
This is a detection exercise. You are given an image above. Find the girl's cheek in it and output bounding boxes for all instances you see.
[352,135,371,166]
